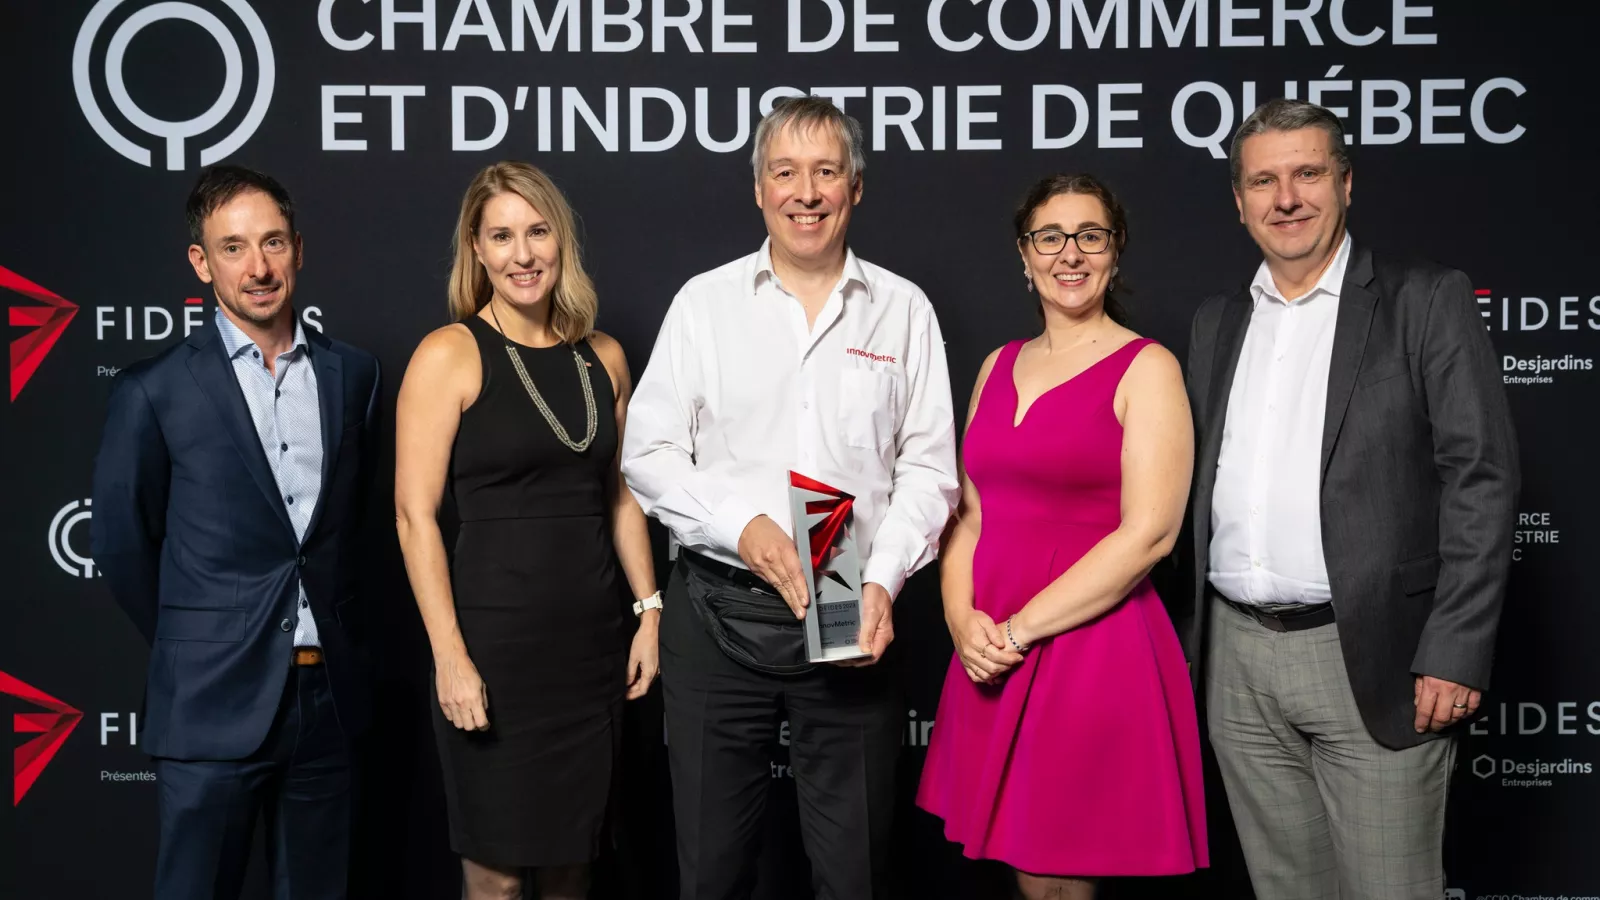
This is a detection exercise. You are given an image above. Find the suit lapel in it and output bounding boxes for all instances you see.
[1320,244,1378,483]
[185,323,295,536]
[1189,290,1252,615]
[302,332,344,543]
[1200,292,1253,482]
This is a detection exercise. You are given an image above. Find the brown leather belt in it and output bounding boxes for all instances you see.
[1215,591,1336,633]
[292,647,325,666]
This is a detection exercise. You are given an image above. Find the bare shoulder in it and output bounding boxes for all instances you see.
[403,323,479,395]
[587,329,627,368]
[586,330,631,393]
[973,344,1005,394]
[1125,339,1183,384]
[412,322,476,362]
[585,328,627,400]
[963,343,1010,422]
[1117,339,1189,426]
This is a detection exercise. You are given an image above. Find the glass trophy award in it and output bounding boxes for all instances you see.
[788,472,869,663]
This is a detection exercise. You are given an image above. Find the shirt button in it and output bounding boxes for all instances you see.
[274,389,280,398]
[801,401,810,409]
[301,599,309,608]
[280,618,293,632]
[280,442,288,452]
[253,350,260,358]
[1250,506,1259,516]
[1252,559,1262,568]
[286,495,294,505]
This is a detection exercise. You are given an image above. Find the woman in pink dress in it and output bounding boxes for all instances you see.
[916,174,1207,898]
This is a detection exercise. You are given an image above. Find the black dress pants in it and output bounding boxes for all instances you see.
[661,555,901,900]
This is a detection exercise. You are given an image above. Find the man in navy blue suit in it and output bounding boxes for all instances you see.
[92,165,381,900]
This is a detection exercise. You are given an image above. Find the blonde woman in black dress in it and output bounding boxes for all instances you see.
[395,161,661,900]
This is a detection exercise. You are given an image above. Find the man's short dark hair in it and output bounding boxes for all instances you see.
[185,165,297,245]
[1228,98,1352,188]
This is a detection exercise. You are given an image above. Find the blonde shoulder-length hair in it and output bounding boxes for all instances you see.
[447,161,597,342]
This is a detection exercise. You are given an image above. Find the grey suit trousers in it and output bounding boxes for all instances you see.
[1206,600,1456,900]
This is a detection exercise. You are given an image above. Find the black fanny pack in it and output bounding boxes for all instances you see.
[680,551,814,676]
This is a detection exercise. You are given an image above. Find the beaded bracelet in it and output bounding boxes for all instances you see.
[1005,615,1029,653]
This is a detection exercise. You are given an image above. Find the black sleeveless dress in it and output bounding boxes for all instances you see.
[434,315,630,867]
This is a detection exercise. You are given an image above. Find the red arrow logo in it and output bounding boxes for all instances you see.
[5,264,79,402]
[790,472,856,590]
[3,670,83,806]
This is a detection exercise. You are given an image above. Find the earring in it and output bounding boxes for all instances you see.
[1023,265,1034,293]
[1113,266,1120,276]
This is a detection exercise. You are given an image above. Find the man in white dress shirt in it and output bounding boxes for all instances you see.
[1182,98,1518,898]
[622,96,958,899]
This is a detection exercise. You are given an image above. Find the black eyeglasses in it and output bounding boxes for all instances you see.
[1021,228,1116,255]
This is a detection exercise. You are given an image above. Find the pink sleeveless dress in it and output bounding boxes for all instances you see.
[916,338,1208,876]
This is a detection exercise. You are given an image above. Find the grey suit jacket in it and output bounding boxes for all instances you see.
[1181,242,1519,749]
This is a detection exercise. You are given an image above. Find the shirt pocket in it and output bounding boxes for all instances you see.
[838,369,898,451]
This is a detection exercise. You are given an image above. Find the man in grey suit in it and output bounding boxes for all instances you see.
[1183,98,1519,899]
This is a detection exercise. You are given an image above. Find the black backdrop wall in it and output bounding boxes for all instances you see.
[5,2,1598,898]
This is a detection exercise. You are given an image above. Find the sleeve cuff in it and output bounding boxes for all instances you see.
[1411,644,1494,693]
[861,555,909,602]
[709,495,765,557]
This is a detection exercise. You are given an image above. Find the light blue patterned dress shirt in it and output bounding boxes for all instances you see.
[215,308,324,647]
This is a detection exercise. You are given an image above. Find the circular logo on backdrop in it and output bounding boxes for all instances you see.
[73,0,274,170]
[48,499,96,579]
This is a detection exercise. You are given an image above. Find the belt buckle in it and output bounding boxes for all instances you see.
[1255,610,1289,633]
[1233,601,1287,633]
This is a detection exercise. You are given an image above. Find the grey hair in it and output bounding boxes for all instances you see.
[1229,98,1351,187]
[750,95,867,185]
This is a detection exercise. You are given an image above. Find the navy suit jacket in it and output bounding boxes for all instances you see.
[91,315,381,760]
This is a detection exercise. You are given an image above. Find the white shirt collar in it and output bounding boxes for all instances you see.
[215,306,308,360]
[750,238,872,302]
[1249,231,1353,308]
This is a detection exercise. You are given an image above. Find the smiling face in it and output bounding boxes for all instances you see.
[755,120,862,269]
[1233,126,1352,270]
[472,191,560,311]
[1018,192,1119,319]
[187,188,301,329]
